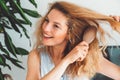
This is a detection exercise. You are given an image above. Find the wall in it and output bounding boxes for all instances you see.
[2,0,120,80]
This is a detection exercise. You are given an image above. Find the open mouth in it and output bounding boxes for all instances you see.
[43,34,53,39]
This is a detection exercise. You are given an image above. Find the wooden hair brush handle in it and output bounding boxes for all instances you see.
[83,26,97,44]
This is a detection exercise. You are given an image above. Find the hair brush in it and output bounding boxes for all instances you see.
[83,26,97,44]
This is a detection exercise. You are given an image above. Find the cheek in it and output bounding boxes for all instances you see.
[56,31,68,41]
[42,23,45,30]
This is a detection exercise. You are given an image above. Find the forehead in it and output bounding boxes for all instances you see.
[47,9,68,24]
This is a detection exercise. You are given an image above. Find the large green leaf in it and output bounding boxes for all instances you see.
[29,0,37,8]
[16,19,30,25]
[16,47,29,55]
[0,0,10,14]
[3,54,24,69]
[0,54,11,70]
[0,55,6,65]
[0,42,10,56]
[4,31,17,57]
[23,8,40,18]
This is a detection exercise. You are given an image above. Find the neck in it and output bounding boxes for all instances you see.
[52,46,66,65]
[48,41,68,65]
[53,45,65,57]
[52,41,67,57]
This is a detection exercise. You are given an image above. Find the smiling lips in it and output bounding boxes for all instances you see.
[43,34,53,40]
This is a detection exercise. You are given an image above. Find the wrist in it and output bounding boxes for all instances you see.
[62,57,71,66]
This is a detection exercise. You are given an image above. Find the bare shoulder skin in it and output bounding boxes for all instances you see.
[97,56,120,80]
[26,49,40,80]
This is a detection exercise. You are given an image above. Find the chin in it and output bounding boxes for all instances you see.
[43,43,53,46]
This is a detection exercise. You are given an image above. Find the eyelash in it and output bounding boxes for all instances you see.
[54,25,59,28]
[44,17,60,29]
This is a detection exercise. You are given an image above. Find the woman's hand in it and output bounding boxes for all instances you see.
[64,41,89,64]
[110,15,120,22]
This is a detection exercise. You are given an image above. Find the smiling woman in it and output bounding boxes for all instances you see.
[26,1,120,80]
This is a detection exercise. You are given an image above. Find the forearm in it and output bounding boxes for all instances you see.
[40,58,69,80]
[97,57,120,80]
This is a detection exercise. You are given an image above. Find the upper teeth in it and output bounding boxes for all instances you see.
[44,34,51,37]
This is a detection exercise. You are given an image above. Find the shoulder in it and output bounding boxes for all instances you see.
[28,49,39,58]
[28,49,40,64]
[26,49,41,80]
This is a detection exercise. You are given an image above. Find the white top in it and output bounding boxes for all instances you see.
[40,50,89,80]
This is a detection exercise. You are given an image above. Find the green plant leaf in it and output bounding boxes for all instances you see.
[0,0,21,33]
[3,54,24,69]
[23,8,40,18]
[16,0,21,6]
[8,0,32,25]
[0,55,5,65]
[16,47,29,55]
[3,54,20,63]
[11,61,24,69]
[9,15,30,39]
[0,69,4,80]
[0,0,40,76]
[0,0,10,14]
[17,19,30,25]
[0,23,3,33]
[1,20,12,30]
[3,14,21,33]
[29,0,37,8]
[14,19,30,39]
[4,31,17,57]
[0,54,11,70]
[8,16,21,33]
[0,42,10,56]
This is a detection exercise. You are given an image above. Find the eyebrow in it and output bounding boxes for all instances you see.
[46,16,62,26]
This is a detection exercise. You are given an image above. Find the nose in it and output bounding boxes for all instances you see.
[42,23,52,32]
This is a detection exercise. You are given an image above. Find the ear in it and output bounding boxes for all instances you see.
[66,30,72,43]
[83,26,97,44]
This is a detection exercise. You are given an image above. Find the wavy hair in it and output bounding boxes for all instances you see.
[34,1,120,79]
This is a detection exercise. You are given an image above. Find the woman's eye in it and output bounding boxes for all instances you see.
[54,25,59,28]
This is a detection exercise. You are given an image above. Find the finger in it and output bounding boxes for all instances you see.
[80,45,89,51]
[76,54,86,61]
[77,45,89,51]
[76,58,82,61]
[76,51,87,62]
[110,15,120,22]
[78,41,89,46]
[114,16,120,22]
